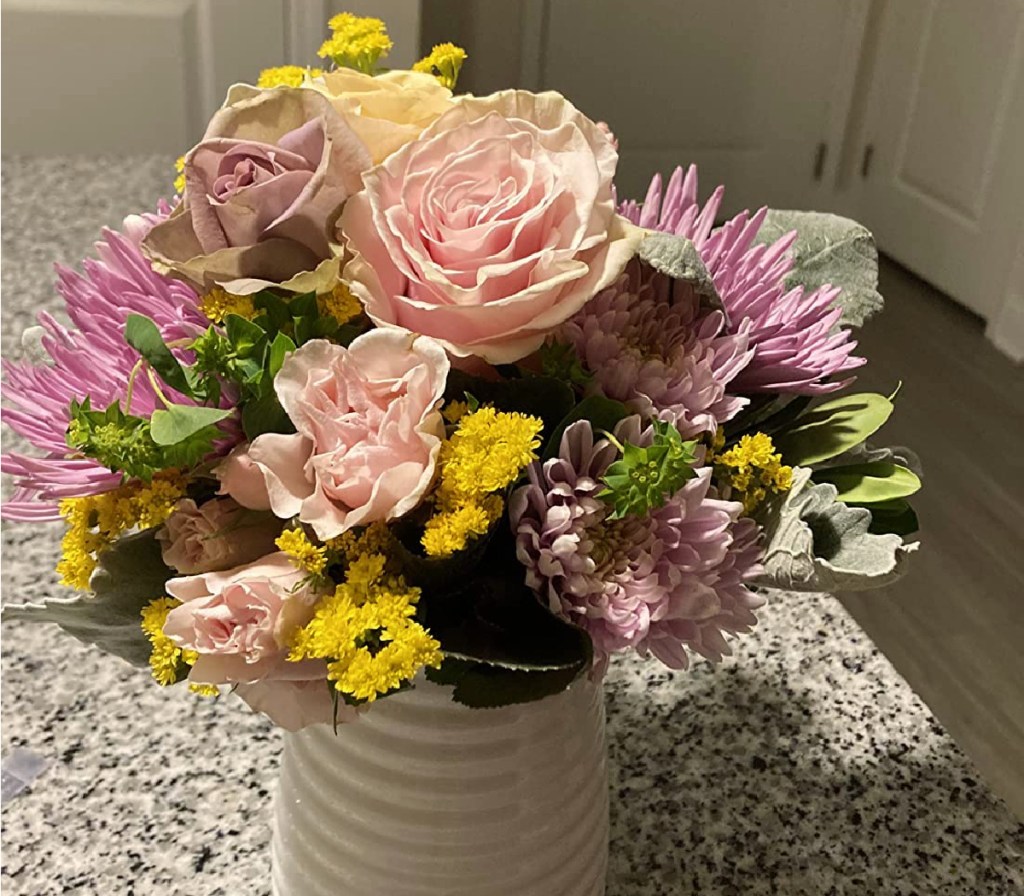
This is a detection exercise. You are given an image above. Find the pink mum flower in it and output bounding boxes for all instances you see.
[561,258,753,438]
[1,204,216,520]
[620,165,866,394]
[510,418,764,673]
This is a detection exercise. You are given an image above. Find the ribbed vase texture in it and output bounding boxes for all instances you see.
[271,676,609,896]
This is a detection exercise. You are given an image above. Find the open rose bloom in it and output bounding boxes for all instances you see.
[2,13,919,738]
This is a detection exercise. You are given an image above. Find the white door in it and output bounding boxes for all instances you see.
[525,1,861,213]
[852,0,1024,320]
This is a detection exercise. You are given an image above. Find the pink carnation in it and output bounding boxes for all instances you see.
[217,329,449,540]
[510,419,764,672]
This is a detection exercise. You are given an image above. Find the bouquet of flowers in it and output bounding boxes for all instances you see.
[2,14,920,732]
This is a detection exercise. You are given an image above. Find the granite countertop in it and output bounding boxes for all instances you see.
[2,157,1022,896]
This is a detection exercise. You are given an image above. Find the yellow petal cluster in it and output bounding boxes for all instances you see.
[140,596,197,686]
[412,42,468,90]
[318,282,362,325]
[173,155,186,195]
[319,13,392,74]
[57,474,187,590]
[422,407,543,557]
[199,286,257,324]
[288,554,442,703]
[276,527,328,576]
[257,65,323,89]
[714,432,793,514]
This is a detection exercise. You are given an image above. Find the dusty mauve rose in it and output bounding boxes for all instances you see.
[163,552,320,685]
[144,85,371,294]
[216,329,449,540]
[338,89,644,364]
[156,497,282,574]
[311,68,453,164]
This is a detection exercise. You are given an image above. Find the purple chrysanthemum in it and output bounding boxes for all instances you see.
[620,165,866,394]
[1,204,217,521]
[510,418,764,672]
[561,259,753,438]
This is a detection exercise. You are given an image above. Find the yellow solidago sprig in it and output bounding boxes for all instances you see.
[413,43,468,90]
[713,432,794,514]
[276,526,329,577]
[422,407,543,558]
[57,474,187,590]
[288,553,442,704]
[257,65,323,89]
[319,13,392,75]
[198,286,258,325]
[173,155,186,195]
[141,597,196,686]
[317,282,363,326]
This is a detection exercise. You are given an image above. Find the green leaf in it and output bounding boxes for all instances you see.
[268,331,296,378]
[224,313,267,357]
[754,468,918,592]
[543,395,629,460]
[754,210,883,327]
[854,498,920,537]
[124,313,193,397]
[1,530,171,667]
[637,232,724,315]
[150,404,232,446]
[773,393,893,467]
[241,379,294,440]
[812,462,921,504]
[452,664,587,709]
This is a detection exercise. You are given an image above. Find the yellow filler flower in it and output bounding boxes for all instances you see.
[413,43,468,90]
[714,432,793,514]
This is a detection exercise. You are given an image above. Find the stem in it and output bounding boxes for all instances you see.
[124,358,145,412]
[145,365,174,410]
[599,430,625,453]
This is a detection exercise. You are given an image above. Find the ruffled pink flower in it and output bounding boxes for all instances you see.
[561,258,753,438]
[1,205,224,521]
[620,165,866,394]
[339,89,643,364]
[234,678,360,731]
[157,497,282,575]
[163,552,320,685]
[218,329,449,540]
[510,419,764,672]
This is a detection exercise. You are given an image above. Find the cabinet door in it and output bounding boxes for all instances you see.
[531,0,855,212]
[855,0,1024,320]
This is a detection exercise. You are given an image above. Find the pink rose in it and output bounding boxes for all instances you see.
[144,85,371,293]
[156,497,282,574]
[234,678,361,731]
[338,89,644,364]
[163,553,319,685]
[216,329,449,540]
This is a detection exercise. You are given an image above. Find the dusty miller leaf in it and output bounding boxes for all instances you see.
[754,468,918,592]
[1,529,171,667]
[637,232,726,318]
[754,210,883,327]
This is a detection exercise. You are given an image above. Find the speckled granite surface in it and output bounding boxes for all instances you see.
[2,157,1022,896]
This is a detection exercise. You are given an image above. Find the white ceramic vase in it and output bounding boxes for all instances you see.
[271,675,609,896]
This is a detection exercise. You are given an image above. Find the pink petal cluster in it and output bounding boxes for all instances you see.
[561,258,753,438]
[510,419,764,673]
[218,329,449,540]
[1,205,215,520]
[620,165,866,394]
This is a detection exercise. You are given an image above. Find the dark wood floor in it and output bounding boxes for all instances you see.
[839,258,1024,818]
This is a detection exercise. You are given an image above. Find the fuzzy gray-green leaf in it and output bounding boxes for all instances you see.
[1,529,171,666]
[754,210,883,327]
[637,232,725,316]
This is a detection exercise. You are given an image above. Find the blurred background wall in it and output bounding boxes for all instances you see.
[2,0,1023,359]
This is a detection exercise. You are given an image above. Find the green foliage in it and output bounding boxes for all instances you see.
[599,420,699,519]
[124,314,193,397]
[542,394,629,460]
[754,210,883,327]
[856,498,920,537]
[538,339,592,387]
[149,405,233,446]
[637,231,724,314]
[66,398,160,480]
[773,392,894,467]
[1,529,171,667]
[812,461,921,504]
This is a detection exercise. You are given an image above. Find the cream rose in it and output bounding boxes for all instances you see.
[311,68,453,164]
[338,89,644,364]
[144,85,371,294]
[216,329,449,540]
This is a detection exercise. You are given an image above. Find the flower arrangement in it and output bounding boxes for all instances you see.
[2,14,920,732]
